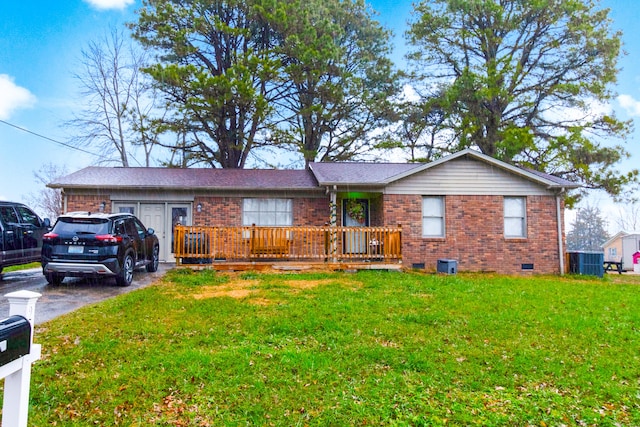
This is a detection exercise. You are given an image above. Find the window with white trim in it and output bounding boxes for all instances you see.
[504,197,526,238]
[242,198,293,226]
[422,196,445,237]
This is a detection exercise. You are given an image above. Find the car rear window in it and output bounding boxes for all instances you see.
[53,218,110,235]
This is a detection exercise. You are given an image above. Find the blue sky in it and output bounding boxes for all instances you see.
[1,0,639,227]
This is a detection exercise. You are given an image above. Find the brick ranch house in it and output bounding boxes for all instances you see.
[48,149,579,274]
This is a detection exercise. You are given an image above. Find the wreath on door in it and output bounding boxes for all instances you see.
[346,199,366,223]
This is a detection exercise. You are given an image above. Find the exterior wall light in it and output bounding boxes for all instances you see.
[99,201,106,212]
[196,203,203,213]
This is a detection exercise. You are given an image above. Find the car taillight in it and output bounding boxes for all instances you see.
[95,234,123,243]
[43,232,58,241]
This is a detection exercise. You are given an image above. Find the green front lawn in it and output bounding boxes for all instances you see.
[2,262,40,273]
[18,270,640,425]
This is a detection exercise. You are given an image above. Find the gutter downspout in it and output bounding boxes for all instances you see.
[556,189,565,275]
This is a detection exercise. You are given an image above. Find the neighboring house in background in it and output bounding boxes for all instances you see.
[601,231,640,271]
[48,149,578,274]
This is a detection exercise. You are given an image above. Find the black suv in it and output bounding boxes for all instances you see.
[0,201,50,274]
[42,212,159,286]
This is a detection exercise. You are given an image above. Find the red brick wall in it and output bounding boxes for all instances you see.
[192,197,242,227]
[383,194,561,274]
[192,196,329,227]
[370,195,384,226]
[295,197,331,226]
[64,191,563,274]
[65,194,110,214]
[64,194,330,226]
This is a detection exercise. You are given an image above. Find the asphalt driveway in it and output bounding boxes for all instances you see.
[0,263,174,324]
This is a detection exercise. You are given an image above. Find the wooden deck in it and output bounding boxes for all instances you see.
[173,225,402,270]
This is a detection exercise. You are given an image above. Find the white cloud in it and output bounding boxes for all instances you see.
[83,0,134,10]
[541,98,612,126]
[399,84,420,103]
[617,94,640,117]
[0,74,36,120]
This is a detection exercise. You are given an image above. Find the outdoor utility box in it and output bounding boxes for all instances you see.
[437,259,458,274]
[0,315,31,366]
[568,251,604,278]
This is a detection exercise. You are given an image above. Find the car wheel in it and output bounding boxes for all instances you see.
[45,273,64,286]
[146,245,159,272]
[116,252,134,286]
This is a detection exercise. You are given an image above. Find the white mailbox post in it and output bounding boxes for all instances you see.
[0,291,41,427]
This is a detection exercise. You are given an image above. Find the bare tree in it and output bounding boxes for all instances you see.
[67,26,158,167]
[25,163,68,221]
[616,202,640,231]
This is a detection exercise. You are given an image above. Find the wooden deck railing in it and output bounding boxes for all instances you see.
[174,225,402,265]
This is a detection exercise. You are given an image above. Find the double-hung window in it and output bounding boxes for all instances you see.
[504,197,526,238]
[242,198,293,226]
[422,196,445,237]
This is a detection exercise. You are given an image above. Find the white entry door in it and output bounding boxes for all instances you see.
[140,204,166,261]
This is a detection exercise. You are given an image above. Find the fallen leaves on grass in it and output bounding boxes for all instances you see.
[170,276,361,305]
[148,390,211,427]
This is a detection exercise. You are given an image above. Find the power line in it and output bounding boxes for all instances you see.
[0,119,101,157]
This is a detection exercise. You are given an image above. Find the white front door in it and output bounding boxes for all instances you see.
[140,204,166,261]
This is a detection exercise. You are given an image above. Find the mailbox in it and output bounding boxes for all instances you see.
[0,315,31,366]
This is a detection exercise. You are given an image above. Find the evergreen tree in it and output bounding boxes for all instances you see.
[566,205,609,251]
[132,0,278,168]
[131,0,397,168]
[406,0,638,204]
[262,0,398,165]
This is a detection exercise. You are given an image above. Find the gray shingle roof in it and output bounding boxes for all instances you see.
[310,149,579,189]
[49,167,320,190]
[50,149,580,191]
[308,162,423,185]
[519,167,579,188]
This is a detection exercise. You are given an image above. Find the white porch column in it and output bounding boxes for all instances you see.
[329,186,338,262]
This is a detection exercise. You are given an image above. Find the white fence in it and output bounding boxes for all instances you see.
[0,291,41,427]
